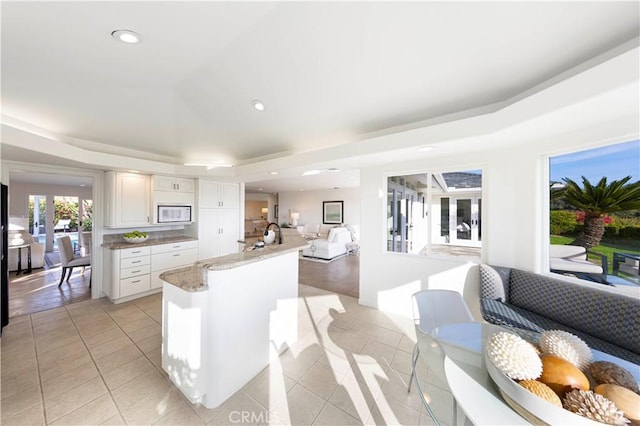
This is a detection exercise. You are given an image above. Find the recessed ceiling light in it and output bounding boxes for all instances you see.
[252,100,265,111]
[111,30,142,44]
[258,188,263,191]
[327,168,340,172]
[418,146,434,152]
[184,162,234,169]
[269,171,278,175]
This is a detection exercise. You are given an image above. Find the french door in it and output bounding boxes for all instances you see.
[449,197,481,247]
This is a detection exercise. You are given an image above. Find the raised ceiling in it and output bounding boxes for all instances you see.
[1,2,639,191]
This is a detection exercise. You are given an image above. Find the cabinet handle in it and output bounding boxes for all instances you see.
[173,245,181,248]
[132,280,141,284]
[177,183,180,190]
[132,251,141,254]
[173,254,180,257]
[131,260,142,264]
[132,270,141,274]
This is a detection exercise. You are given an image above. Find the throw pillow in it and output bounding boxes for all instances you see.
[480,264,506,302]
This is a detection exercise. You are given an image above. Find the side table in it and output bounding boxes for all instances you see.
[9,243,32,276]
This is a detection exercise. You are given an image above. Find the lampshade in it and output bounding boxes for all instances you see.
[261,207,268,214]
[290,212,300,220]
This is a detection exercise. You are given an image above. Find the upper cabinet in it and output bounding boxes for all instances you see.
[105,172,151,228]
[152,176,195,193]
[199,180,239,209]
[151,176,195,223]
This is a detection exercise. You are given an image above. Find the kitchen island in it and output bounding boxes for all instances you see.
[160,228,308,408]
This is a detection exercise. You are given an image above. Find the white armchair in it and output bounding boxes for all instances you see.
[302,227,353,260]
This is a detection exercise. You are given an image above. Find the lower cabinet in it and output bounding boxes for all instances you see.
[104,240,198,303]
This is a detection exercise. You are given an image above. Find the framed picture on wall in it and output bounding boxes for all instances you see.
[323,201,343,224]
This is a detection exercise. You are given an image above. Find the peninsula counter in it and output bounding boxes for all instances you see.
[160,229,308,408]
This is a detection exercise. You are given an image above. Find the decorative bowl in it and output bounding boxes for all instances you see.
[123,236,148,244]
[485,348,604,425]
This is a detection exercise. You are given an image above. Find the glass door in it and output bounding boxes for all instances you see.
[29,195,46,244]
[449,197,481,247]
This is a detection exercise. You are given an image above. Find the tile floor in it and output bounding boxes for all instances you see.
[1,284,455,425]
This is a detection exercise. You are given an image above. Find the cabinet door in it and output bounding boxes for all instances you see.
[199,180,221,208]
[153,175,175,192]
[219,208,239,256]
[198,209,221,259]
[175,178,195,193]
[220,183,239,209]
[117,173,150,226]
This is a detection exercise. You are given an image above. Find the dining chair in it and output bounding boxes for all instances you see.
[408,289,475,424]
[79,231,92,256]
[57,236,91,287]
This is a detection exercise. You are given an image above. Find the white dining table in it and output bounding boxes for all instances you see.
[428,322,640,426]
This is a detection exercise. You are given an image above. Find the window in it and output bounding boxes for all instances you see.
[387,169,482,258]
[549,140,640,286]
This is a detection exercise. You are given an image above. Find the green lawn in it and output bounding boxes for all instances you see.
[551,235,640,275]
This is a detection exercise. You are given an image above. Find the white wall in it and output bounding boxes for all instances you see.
[9,181,93,217]
[278,188,360,228]
[358,48,640,318]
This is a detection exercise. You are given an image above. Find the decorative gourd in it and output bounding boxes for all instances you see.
[595,384,640,425]
[539,354,590,398]
[519,380,562,407]
[590,361,639,394]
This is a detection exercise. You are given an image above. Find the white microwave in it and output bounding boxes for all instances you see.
[157,205,192,223]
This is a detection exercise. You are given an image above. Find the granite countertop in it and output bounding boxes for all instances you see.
[102,235,198,250]
[160,229,309,292]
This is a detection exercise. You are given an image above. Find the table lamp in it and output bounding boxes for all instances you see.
[290,212,300,227]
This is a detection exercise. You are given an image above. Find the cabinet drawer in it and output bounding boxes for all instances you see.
[120,275,150,298]
[120,246,151,259]
[151,248,198,271]
[151,240,198,254]
[121,255,151,269]
[120,264,151,279]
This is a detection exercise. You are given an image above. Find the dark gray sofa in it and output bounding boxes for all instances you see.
[479,264,640,364]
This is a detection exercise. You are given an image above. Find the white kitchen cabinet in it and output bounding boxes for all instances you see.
[103,240,198,303]
[198,180,239,209]
[152,175,195,193]
[150,240,198,289]
[197,209,239,259]
[105,171,151,228]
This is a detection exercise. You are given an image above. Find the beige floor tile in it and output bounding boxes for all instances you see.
[111,369,171,411]
[31,306,67,320]
[1,356,39,384]
[39,350,93,382]
[1,370,41,401]
[208,392,269,426]
[398,334,416,354]
[108,306,148,325]
[94,343,142,373]
[312,402,362,425]
[127,323,160,344]
[41,361,99,399]
[136,332,162,354]
[0,401,45,426]
[365,397,421,426]
[276,350,317,381]
[35,332,83,355]
[120,387,185,425]
[390,349,413,376]
[37,340,88,370]
[380,370,423,412]
[191,403,222,424]
[299,361,343,399]
[82,326,126,348]
[273,384,326,426]
[89,335,134,360]
[153,400,204,425]
[100,413,127,425]
[75,319,119,337]
[49,394,119,425]
[146,347,164,369]
[328,374,379,421]
[121,316,156,334]
[43,376,108,422]
[0,385,43,419]
[370,326,403,348]
[243,367,296,409]
[102,355,155,390]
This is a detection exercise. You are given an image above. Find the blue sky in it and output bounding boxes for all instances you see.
[550,140,640,184]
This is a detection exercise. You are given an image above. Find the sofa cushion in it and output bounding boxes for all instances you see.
[479,264,510,302]
[481,298,640,364]
[508,269,640,354]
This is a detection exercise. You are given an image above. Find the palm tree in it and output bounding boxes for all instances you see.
[559,176,640,248]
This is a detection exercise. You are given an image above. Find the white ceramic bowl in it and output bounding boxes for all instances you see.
[485,353,602,425]
[123,235,148,244]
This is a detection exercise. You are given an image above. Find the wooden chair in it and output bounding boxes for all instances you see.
[58,236,91,287]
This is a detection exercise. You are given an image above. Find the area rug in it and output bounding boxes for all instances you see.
[299,253,346,264]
